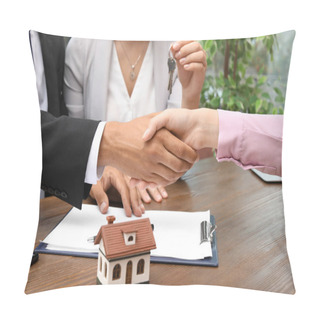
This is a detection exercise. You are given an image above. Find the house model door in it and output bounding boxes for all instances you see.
[126,261,132,284]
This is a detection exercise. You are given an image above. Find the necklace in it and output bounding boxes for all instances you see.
[119,42,145,81]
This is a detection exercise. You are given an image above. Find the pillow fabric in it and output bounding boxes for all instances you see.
[25,30,295,294]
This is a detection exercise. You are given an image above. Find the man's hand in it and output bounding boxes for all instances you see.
[90,167,169,217]
[138,185,168,203]
[90,166,145,217]
[98,113,198,187]
[171,41,207,108]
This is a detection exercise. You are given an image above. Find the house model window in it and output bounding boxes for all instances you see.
[137,259,145,274]
[113,264,121,280]
[123,232,136,245]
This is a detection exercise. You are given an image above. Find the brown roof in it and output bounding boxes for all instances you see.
[94,218,156,260]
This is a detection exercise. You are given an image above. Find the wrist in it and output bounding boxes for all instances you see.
[197,108,219,149]
[98,121,120,167]
[181,93,200,109]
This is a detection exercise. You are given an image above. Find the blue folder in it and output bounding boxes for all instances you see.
[35,215,218,267]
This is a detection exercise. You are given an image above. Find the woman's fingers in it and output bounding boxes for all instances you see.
[173,41,205,61]
[142,110,171,141]
[178,51,207,69]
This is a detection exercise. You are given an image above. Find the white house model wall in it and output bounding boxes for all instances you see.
[97,250,151,285]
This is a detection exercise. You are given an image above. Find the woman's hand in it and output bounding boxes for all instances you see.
[90,166,145,217]
[142,108,219,150]
[171,41,207,109]
[90,167,169,217]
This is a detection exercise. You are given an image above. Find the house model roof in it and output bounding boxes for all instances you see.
[94,217,156,260]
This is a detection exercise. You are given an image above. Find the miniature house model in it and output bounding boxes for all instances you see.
[94,216,156,285]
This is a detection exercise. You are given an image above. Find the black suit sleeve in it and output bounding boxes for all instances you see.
[38,32,69,117]
[40,111,101,209]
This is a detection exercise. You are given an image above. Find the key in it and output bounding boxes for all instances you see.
[167,50,176,95]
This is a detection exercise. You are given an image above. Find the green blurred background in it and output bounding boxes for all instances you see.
[199,30,295,114]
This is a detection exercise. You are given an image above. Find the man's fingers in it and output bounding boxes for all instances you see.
[144,133,198,183]
[161,130,198,165]
[146,187,163,203]
[129,178,140,188]
[157,186,168,199]
[138,188,152,203]
[91,182,109,214]
[123,175,144,217]
[129,187,144,217]
[129,178,154,190]
[111,173,133,217]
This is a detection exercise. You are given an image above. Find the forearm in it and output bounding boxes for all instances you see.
[216,110,283,176]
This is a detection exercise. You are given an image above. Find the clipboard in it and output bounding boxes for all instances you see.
[35,211,218,267]
[150,216,218,267]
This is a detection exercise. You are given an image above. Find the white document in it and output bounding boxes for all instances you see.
[44,204,212,260]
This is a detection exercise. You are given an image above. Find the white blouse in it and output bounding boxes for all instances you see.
[106,42,156,122]
[64,39,182,122]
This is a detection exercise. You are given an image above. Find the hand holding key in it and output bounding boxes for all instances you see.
[171,41,207,109]
[167,51,176,95]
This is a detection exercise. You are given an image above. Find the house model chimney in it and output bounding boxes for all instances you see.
[107,216,116,225]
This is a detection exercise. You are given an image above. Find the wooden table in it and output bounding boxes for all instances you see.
[25,157,295,294]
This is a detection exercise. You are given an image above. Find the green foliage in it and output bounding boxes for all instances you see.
[200,35,284,114]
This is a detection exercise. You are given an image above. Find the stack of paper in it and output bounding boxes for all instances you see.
[43,204,212,260]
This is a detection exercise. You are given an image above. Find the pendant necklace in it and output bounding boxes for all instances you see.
[119,42,143,81]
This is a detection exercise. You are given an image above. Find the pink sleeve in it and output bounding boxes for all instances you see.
[216,110,283,176]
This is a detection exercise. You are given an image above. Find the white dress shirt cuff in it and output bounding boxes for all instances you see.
[84,121,106,184]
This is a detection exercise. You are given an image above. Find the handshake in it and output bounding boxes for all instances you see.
[86,109,217,216]
[41,107,282,215]
[97,111,204,190]
[92,109,218,217]
[41,109,214,214]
